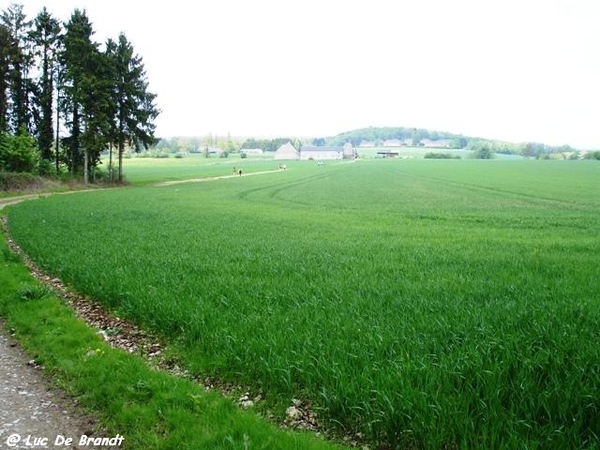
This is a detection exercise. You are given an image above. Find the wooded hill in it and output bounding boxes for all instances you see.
[325,126,466,148]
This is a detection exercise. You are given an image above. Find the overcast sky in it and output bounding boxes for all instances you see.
[14,0,600,148]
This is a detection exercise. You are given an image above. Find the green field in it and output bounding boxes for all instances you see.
[7,159,600,448]
[116,155,280,185]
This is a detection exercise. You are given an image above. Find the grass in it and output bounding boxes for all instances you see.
[0,220,344,450]
[5,159,600,448]
[118,155,282,185]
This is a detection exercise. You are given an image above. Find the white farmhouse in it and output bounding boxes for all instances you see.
[274,142,300,160]
[300,145,343,160]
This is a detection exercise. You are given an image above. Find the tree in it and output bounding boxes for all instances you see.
[0,24,12,132]
[1,3,33,133]
[109,32,159,182]
[469,142,495,159]
[62,9,108,182]
[30,7,61,168]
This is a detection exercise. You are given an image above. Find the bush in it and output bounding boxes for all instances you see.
[0,128,38,172]
[583,150,600,160]
[0,171,44,191]
[424,152,460,159]
[469,146,495,159]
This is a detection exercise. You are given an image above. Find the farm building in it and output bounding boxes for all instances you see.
[274,142,300,160]
[300,145,343,160]
[420,139,452,148]
[342,143,357,159]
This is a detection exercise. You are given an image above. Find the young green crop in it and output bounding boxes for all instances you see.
[7,159,600,448]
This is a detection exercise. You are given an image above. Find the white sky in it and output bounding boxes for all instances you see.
[14,0,600,148]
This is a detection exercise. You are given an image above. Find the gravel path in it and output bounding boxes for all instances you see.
[0,326,121,449]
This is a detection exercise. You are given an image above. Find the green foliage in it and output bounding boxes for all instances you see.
[423,152,460,159]
[0,171,41,190]
[0,4,158,182]
[239,137,296,152]
[19,283,52,301]
[468,141,496,159]
[31,7,61,161]
[1,4,33,132]
[107,33,159,182]
[8,161,600,449]
[327,126,466,148]
[0,128,38,172]
[583,150,600,160]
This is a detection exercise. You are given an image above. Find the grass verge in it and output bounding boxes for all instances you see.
[0,220,343,450]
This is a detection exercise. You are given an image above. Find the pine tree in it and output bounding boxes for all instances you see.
[61,8,98,180]
[1,3,33,133]
[31,7,61,168]
[0,24,12,132]
[109,33,159,182]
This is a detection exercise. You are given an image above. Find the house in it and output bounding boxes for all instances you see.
[420,139,452,148]
[300,145,343,160]
[274,142,300,160]
[342,143,357,159]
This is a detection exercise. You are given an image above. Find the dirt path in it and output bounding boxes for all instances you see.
[154,168,283,186]
[0,326,121,449]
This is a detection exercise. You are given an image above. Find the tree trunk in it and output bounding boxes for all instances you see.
[54,80,60,174]
[118,144,123,182]
[83,147,88,184]
[108,142,113,181]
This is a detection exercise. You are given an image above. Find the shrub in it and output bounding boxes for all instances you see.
[469,146,495,159]
[0,171,43,191]
[424,152,460,159]
[0,128,38,173]
[583,150,600,160]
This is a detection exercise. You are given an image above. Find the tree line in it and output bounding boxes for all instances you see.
[0,3,159,183]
